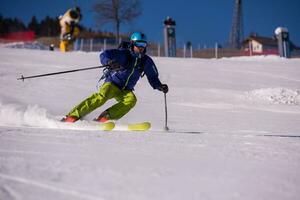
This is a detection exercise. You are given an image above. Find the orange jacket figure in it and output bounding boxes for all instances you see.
[59,7,81,52]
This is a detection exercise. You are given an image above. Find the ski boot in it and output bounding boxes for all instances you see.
[94,110,110,123]
[61,116,79,123]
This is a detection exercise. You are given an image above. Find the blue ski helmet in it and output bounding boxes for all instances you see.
[130,32,147,48]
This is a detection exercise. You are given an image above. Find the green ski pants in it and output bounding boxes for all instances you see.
[67,82,137,120]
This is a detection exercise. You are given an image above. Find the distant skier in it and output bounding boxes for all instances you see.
[62,32,169,123]
[59,7,81,52]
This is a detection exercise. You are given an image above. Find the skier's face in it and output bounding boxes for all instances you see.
[133,41,147,54]
[133,45,145,53]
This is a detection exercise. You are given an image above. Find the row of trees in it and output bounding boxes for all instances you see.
[0,14,126,40]
[0,15,61,37]
[1,0,142,40]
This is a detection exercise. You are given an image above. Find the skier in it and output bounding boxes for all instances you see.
[62,32,169,123]
[59,7,82,52]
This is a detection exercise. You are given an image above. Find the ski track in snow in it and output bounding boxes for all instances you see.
[1,47,300,200]
[0,184,21,200]
[0,174,102,200]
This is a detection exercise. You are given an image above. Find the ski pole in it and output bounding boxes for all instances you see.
[164,92,169,131]
[17,64,109,81]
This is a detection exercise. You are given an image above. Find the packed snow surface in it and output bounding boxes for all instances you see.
[0,48,300,200]
[0,41,49,50]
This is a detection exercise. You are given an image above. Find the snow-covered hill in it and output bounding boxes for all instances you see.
[0,47,300,200]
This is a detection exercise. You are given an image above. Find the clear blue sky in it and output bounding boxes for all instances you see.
[1,0,300,47]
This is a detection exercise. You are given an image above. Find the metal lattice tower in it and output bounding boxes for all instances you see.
[229,0,244,49]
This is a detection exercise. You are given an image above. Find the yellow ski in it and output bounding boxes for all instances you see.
[99,122,115,131]
[127,122,151,131]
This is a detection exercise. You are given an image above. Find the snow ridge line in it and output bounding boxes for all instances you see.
[246,88,300,105]
[0,173,104,200]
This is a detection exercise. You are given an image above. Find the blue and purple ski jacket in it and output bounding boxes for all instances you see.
[100,49,162,91]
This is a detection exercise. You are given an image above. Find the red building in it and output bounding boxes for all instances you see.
[243,36,278,55]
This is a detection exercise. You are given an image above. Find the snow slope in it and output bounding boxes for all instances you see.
[0,47,300,200]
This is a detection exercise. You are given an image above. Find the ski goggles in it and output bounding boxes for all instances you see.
[133,41,147,48]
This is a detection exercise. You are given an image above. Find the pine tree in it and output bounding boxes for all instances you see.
[0,15,3,35]
[28,16,39,35]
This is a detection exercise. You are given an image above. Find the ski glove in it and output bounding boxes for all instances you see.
[62,33,74,41]
[159,84,169,93]
[107,60,121,71]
